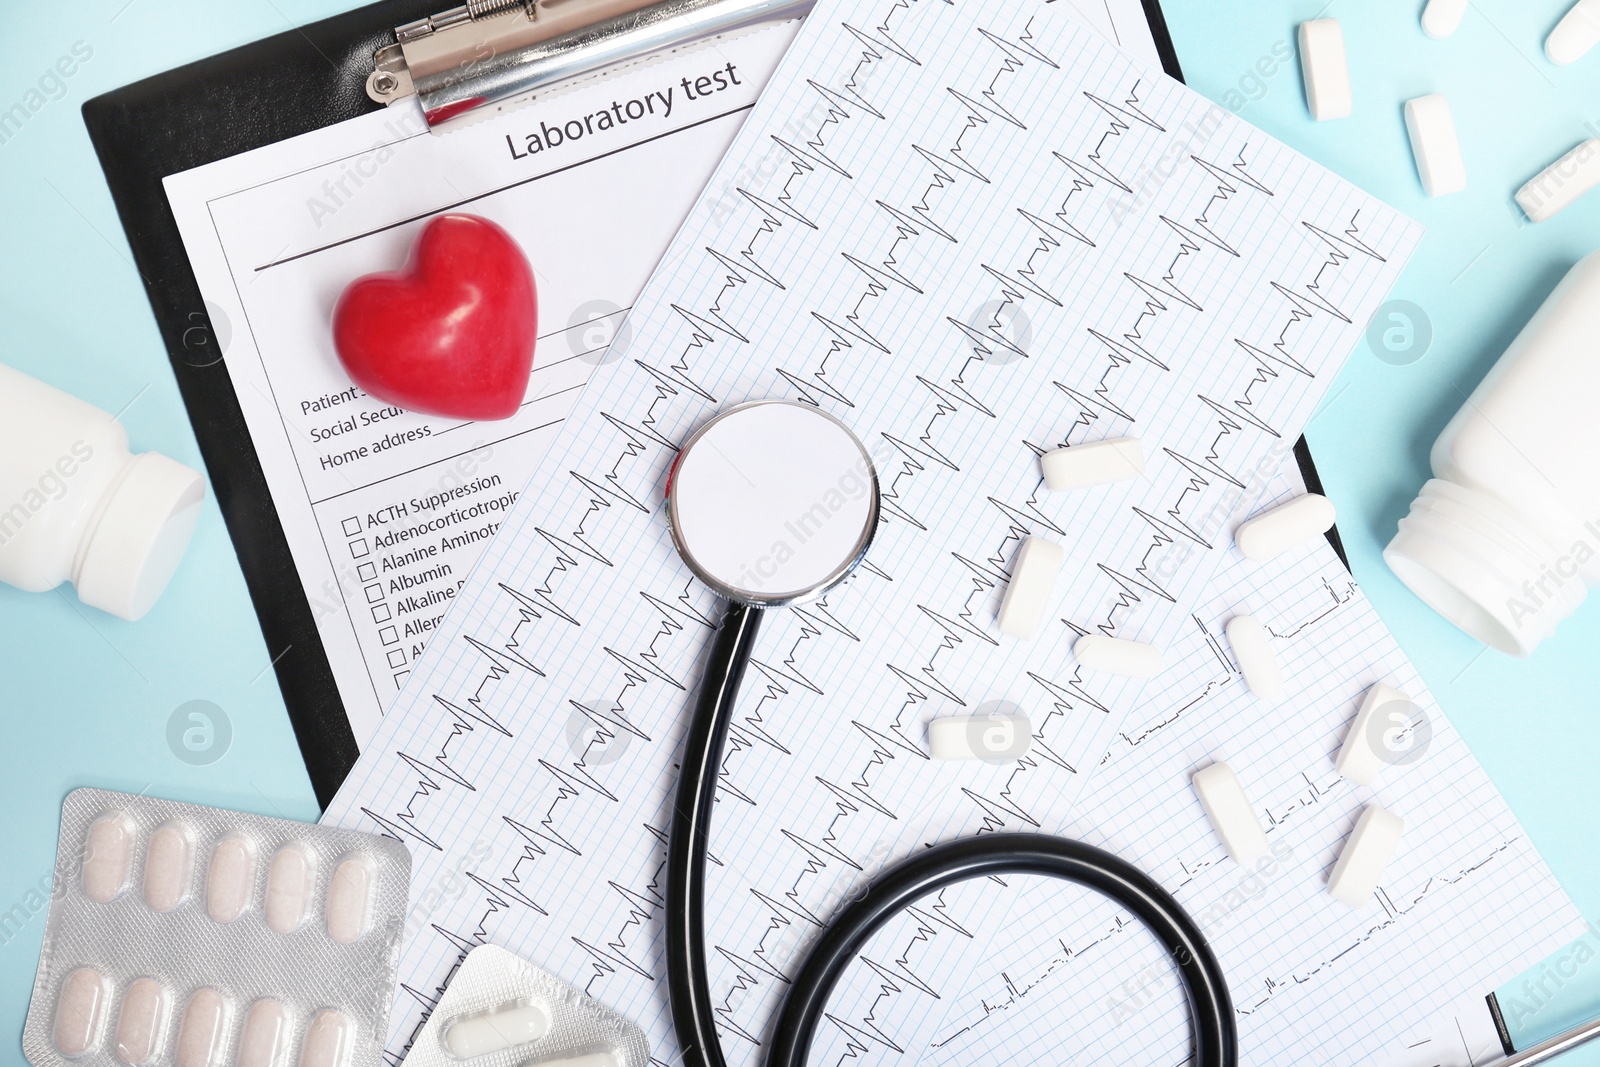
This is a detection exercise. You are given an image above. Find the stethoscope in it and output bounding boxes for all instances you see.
[659,399,1239,1067]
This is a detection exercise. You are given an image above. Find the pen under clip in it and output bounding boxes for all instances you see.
[367,0,813,131]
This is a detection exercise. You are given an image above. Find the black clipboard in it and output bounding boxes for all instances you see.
[80,0,1344,809]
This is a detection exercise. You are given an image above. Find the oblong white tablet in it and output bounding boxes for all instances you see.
[175,988,229,1067]
[1298,19,1352,121]
[1225,615,1284,700]
[1040,437,1145,492]
[54,967,108,1057]
[144,823,195,913]
[1191,762,1271,866]
[114,977,169,1067]
[1404,94,1466,196]
[927,714,1032,761]
[443,1002,552,1058]
[1336,681,1413,786]
[297,1009,353,1067]
[1422,0,1468,39]
[82,812,135,904]
[265,844,314,934]
[1074,634,1163,678]
[1328,804,1404,906]
[1547,0,1600,64]
[997,536,1064,639]
[238,998,292,1067]
[205,835,256,924]
[325,855,375,945]
[1516,140,1600,223]
[1235,494,1335,562]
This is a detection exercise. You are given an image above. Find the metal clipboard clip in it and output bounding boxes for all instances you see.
[366,0,813,131]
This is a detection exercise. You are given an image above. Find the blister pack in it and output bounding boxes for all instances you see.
[23,788,411,1067]
[400,945,648,1067]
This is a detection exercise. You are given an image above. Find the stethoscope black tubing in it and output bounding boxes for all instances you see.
[665,599,1239,1067]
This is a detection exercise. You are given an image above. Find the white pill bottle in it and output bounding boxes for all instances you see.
[0,363,205,620]
[1386,251,1600,656]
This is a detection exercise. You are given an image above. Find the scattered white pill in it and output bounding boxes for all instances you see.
[443,1002,553,1058]
[238,998,292,1067]
[53,966,108,1056]
[1328,804,1404,906]
[1191,762,1272,866]
[1298,19,1352,121]
[1235,493,1335,562]
[114,977,168,1066]
[176,987,229,1067]
[1547,0,1600,64]
[298,1009,354,1067]
[1421,0,1468,39]
[927,714,1033,761]
[265,844,314,935]
[997,536,1064,639]
[1074,634,1163,678]
[325,855,375,945]
[1225,615,1284,700]
[143,823,194,913]
[1404,94,1467,196]
[1516,139,1600,222]
[1336,681,1414,786]
[1040,437,1145,492]
[205,835,256,924]
[82,812,135,904]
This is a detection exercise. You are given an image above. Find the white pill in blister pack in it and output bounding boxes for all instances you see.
[1298,19,1352,121]
[927,714,1032,761]
[1517,140,1600,223]
[1225,615,1284,700]
[1328,804,1405,906]
[23,789,410,1067]
[1039,437,1144,492]
[1235,493,1336,562]
[1074,634,1163,678]
[1404,94,1466,197]
[996,536,1064,639]
[1191,762,1271,866]
[403,944,650,1067]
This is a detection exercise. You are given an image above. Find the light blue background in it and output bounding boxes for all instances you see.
[0,0,1596,1059]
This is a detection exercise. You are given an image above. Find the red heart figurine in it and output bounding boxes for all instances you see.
[333,214,538,421]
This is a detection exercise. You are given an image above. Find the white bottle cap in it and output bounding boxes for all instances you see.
[1384,478,1586,657]
[75,452,206,621]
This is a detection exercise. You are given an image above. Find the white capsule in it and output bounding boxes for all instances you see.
[1404,94,1466,197]
[1328,804,1404,906]
[53,967,108,1056]
[265,844,314,934]
[82,812,135,904]
[325,855,375,945]
[143,823,194,913]
[1421,0,1468,39]
[1225,615,1284,700]
[996,536,1064,640]
[927,714,1032,761]
[1298,19,1352,121]
[1235,493,1335,562]
[1336,681,1415,786]
[297,1009,353,1067]
[238,999,292,1067]
[1040,437,1145,492]
[175,988,229,1067]
[1191,762,1272,866]
[442,1002,552,1058]
[1547,0,1600,64]
[115,977,169,1066]
[205,835,256,924]
[1074,634,1163,678]
[1516,140,1600,223]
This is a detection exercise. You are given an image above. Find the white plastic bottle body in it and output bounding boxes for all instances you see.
[0,364,205,619]
[1386,251,1600,655]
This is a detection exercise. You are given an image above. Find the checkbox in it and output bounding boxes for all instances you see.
[349,538,369,558]
[342,516,362,536]
[379,626,399,645]
[364,583,383,604]
[393,671,409,687]
[357,562,377,581]
[386,648,407,669]
[371,603,392,623]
